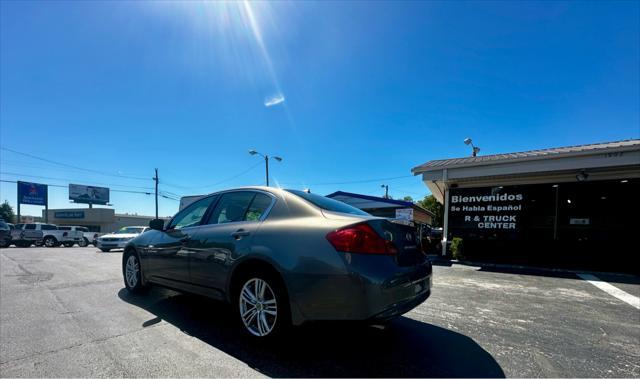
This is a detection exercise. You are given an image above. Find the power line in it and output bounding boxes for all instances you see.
[0,172,154,191]
[279,174,416,187]
[161,161,264,191]
[0,179,152,195]
[1,146,151,181]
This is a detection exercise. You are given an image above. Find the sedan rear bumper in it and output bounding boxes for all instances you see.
[288,255,432,325]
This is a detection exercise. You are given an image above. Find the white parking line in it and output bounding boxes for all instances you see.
[577,273,640,310]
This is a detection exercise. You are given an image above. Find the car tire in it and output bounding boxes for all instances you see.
[122,250,148,293]
[43,236,58,248]
[78,238,88,247]
[100,248,110,252]
[0,241,10,248]
[234,270,290,339]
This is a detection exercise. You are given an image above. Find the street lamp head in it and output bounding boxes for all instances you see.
[248,149,258,156]
[463,138,472,146]
[273,156,283,162]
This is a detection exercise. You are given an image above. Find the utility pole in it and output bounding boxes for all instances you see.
[153,168,159,219]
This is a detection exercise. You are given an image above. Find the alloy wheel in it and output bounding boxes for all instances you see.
[44,237,55,247]
[239,278,278,337]
[125,255,139,288]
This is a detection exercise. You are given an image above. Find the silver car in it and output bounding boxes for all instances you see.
[98,226,149,252]
[122,187,432,338]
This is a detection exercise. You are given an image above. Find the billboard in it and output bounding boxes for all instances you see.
[17,181,47,206]
[69,184,110,205]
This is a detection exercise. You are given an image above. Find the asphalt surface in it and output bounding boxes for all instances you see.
[1,246,638,377]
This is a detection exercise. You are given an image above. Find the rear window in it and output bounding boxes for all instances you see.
[41,224,57,230]
[286,190,370,216]
[58,226,71,230]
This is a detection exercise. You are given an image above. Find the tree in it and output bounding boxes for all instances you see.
[402,196,414,202]
[416,195,443,227]
[0,201,16,223]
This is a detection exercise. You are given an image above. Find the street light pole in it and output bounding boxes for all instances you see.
[381,184,389,199]
[464,137,481,157]
[249,150,282,187]
[265,155,269,187]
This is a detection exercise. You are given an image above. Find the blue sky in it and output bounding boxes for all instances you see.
[1,1,639,217]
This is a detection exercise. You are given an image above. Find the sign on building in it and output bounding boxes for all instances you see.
[17,181,47,206]
[69,184,110,205]
[395,208,414,220]
[449,187,525,240]
[54,211,86,219]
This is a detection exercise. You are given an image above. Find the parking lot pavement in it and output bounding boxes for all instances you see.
[1,247,638,378]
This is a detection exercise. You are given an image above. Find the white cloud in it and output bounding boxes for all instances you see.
[264,94,285,107]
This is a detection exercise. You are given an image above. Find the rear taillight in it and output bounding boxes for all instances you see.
[326,223,397,255]
[94,234,98,239]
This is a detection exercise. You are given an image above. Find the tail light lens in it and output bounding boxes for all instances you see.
[326,223,397,255]
[94,234,98,239]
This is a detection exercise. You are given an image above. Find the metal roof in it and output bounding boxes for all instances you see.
[326,191,434,216]
[412,139,640,174]
[327,191,416,207]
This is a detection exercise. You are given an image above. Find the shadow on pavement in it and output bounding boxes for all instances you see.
[118,288,504,378]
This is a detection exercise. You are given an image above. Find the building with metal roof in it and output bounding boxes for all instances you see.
[411,139,640,272]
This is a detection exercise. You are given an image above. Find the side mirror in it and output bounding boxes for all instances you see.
[149,219,165,231]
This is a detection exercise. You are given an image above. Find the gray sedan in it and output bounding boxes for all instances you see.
[122,187,432,338]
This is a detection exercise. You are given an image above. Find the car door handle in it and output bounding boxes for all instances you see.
[231,229,250,239]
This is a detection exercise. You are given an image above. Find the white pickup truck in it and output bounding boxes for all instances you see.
[57,226,100,247]
[11,223,83,247]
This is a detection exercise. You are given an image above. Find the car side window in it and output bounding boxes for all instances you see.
[206,192,255,225]
[42,224,57,231]
[245,193,273,221]
[25,224,36,230]
[168,196,216,230]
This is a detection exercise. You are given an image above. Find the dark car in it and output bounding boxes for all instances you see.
[0,220,12,248]
[122,187,432,338]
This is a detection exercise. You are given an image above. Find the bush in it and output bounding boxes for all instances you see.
[451,237,465,260]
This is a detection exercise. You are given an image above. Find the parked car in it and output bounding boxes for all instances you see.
[11,223,83,247]
[0,219,11,248]
[57,226,99,247]
[420,225,443,254]
[122,187,432,339]
[97,226,149,252]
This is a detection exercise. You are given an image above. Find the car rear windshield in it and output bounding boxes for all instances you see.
[58,226,71,230]
[286,190,370,216]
